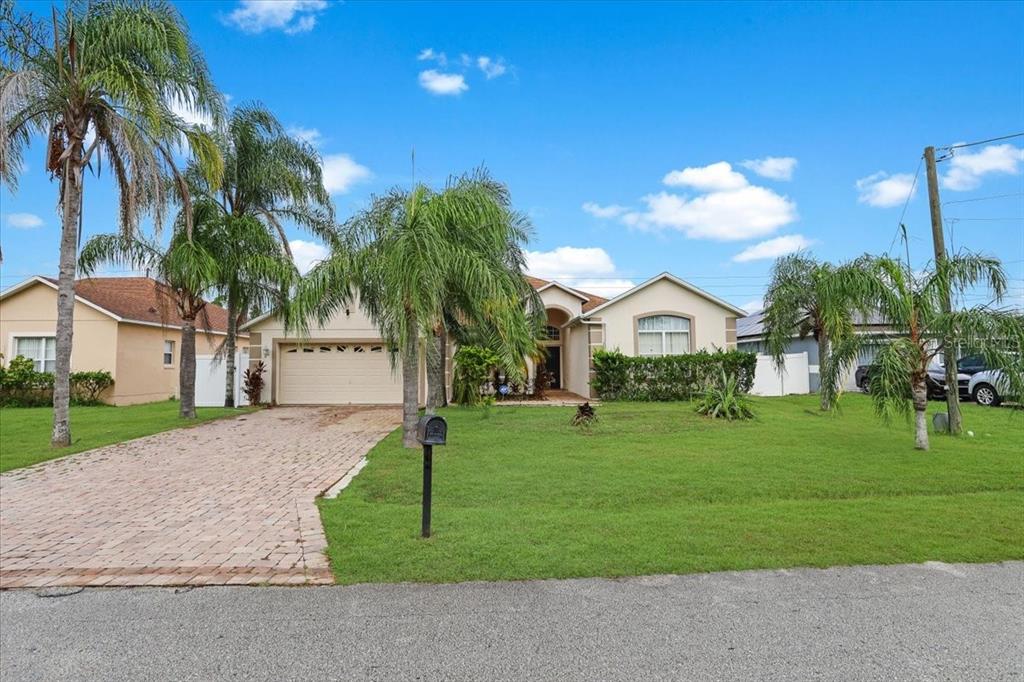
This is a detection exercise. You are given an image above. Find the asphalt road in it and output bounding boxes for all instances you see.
[2,561,1021,681]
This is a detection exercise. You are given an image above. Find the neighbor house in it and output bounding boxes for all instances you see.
[241,271,746,405]
[0,276,243,405]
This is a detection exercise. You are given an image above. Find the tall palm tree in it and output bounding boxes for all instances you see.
[79,202,297,417]
[292,171,539,448]
[821,252,1022,451]
[185,103,335,407]
[762,253,858,410]
[1,0,223,445]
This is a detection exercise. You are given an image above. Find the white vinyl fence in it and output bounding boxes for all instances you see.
[750,352,810,397]
[194,350,249,407]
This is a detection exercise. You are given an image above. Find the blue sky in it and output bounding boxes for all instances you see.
[2,0,1023,311]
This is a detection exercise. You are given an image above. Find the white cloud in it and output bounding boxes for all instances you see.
[477,56,508,79]
[623,186,798,241]
[739,298,763,314]
[418,70,468,96]
[740,156,798,181]
[525,246,616,278]
[225,1,327,34]
[289,240,328,275]
[732,234,814,263]
[168,95,214,129]
[5,212,44,229]
[525,246,634,297]
[855,171,918,208]
[321,154,372,194]
[287,126,322,146]
[662,161,749,191]
[941,144,1024,191]
[417,48,447,66]
[582,202,628,219]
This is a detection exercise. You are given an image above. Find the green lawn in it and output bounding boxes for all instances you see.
[0,401,255,473]
[319,395,1024,584]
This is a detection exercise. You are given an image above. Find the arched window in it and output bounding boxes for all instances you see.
[543,325,561,340]
[637,315,690,356]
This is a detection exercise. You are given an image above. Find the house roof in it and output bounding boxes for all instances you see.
[736,310,892,340]
[526,276,608,312]
[579,272,748,318]
[0,276,238,335]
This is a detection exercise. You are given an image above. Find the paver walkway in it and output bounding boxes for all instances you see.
[0,407,400,589]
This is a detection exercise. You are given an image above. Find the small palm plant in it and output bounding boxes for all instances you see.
[695,370,755,421]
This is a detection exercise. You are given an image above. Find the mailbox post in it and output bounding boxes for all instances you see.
[415,415,447,538]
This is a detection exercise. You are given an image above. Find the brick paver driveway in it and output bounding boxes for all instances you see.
[0,407,399,589]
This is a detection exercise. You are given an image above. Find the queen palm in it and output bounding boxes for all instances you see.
[79,202,297,417]
[762,253,858,410]
[1,1,223,445]
[185,103,335,407]
[821,253,1022,451]
[294,171,539,447]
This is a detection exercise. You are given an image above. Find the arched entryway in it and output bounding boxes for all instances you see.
[541,307,570,390]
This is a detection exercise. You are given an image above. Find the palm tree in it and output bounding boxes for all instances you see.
[821,252,1022,451]
[78,202,296,417]
[762,253,858,410]
[292,171,539,448]
[1,1,223,445]
[185,103,335,407]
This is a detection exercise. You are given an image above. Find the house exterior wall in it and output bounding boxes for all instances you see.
[597,279,733,356]
[113,323,224,405]
[537,286,584,317]
[244,299,425,405]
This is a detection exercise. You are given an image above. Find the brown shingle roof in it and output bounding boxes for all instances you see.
[45,277,236,334]
[526,275,608,313]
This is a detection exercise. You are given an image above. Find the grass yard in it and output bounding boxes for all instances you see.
[0,401,255,473]
[320,394,1024,584]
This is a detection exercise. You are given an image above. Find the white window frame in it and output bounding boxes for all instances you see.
[163,340,175,367]
[636,315,692,357]
[11,334,57,373]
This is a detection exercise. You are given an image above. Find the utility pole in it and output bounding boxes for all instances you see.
[924,145,962,435]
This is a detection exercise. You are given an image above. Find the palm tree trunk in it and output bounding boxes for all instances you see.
[401,314,419,448]
[943,345,962,435]
[51,170,84,447]
[439,327,448,408]
[817,332,830,411]
[912,378,929,451]
[426,328,445,413]
[223,286,238,408]
[179,318,198,419]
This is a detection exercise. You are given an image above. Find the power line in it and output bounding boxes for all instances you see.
[888,156,923,256]
[943,192,1024,206]
[938,132,1024,150]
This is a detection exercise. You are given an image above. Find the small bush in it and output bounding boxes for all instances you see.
[570,402,598,429]
[453,345,500,405]
[70,371,114,404]
[242,361,267,405]
[591,348,756,401]
[695,370,755,420]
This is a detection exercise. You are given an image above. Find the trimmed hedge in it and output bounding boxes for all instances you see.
[591,348,756,401]
[0,355,114,407]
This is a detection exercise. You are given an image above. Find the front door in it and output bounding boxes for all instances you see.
[545,347,561,389]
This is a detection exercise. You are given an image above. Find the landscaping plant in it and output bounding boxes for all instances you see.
[570,402,598,428]
[452,345,500,406]
[822,252,1024,451]
[242,361,267,406]
[695,370,754,420]
[1,0,223,446]
[592,349,756,401]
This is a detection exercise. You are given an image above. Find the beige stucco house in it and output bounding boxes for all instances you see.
[0,276,241,405]
[241,271,745,405]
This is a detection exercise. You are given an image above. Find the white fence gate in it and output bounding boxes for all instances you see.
[194,350,249,407]
[750,352,810,397]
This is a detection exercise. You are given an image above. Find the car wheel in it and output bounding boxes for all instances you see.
[972,383,1001,407]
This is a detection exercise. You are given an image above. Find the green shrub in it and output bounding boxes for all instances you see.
[591,348,756,401]
[695,369,755,420]
[0,356,113,407]
[452,345,500,405]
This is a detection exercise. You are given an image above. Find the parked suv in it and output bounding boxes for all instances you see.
[969,369,1013,407]
[854,363,958,399]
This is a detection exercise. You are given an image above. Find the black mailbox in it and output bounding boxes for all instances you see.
[416,415,447,446]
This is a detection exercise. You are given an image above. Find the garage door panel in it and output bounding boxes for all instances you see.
[278,342,403,405]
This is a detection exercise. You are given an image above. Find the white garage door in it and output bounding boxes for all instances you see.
[277,342,402,405]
